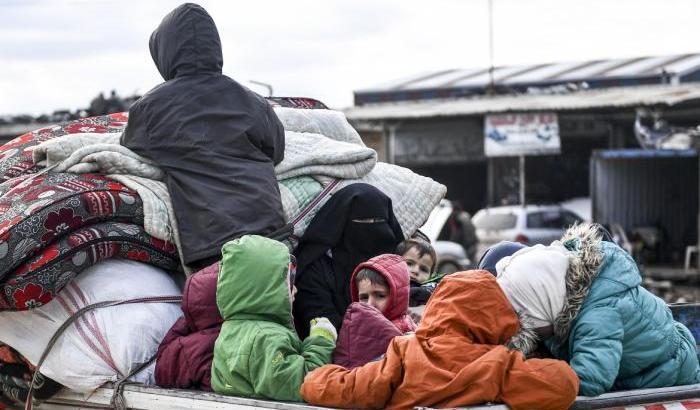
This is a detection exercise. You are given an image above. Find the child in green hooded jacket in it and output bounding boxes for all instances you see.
[211,235,336,401]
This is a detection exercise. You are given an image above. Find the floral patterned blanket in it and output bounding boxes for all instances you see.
[0,172,147,277]
[2,221,177,310]
[0,114,179,311]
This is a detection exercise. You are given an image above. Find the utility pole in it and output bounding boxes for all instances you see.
[519,155,526,206]
[487,0,495,95]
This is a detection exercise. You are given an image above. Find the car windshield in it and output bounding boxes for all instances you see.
[473,212,517,230]
[527,211,563,228]
[527,210,581,229]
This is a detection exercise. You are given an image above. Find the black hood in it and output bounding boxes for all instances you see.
[478,241,526,276]
[149,3,223,80]
[295,183,404,276]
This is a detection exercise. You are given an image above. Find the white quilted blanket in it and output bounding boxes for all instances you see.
[30,133,163,178]
[276,131,375,180]
[30,132,175,243]
[274,107,365,145]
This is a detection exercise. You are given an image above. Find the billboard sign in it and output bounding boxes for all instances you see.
[484,113,561,157]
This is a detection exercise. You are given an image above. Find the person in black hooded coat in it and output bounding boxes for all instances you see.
[293,184,405,338]
[121,3,286,269]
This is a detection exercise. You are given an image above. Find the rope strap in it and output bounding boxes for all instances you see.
[24,295,182,410]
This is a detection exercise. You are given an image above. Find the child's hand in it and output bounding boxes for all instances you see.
[309,317,337,342]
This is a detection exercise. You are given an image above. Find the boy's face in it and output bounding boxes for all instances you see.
[403,247,434,283]
[357,279,390,313]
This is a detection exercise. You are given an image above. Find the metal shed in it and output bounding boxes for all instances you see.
[591,149,698,261]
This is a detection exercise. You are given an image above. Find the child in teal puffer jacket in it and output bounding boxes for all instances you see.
[494,223,700,397]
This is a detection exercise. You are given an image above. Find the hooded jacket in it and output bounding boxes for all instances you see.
[547,224,700,396]
[211,235,334,402]
[350,254,416,333]
[478,241,527,276]
[301,270,579,410]
[154,262,221,390]
[121,3,286,266]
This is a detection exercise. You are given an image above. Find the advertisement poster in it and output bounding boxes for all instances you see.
[484,113,561,157]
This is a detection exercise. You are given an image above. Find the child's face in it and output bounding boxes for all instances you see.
[403,247,434,283]
[357,279,390,313]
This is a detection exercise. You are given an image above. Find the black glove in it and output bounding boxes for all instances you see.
[409,286,432,307]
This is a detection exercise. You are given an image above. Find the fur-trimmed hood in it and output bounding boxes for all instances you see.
[553,223,605,343]
[507,311,541,357]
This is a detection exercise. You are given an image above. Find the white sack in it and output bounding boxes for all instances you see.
[0,259,182,393]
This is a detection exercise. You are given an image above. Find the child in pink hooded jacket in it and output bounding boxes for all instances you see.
[333,254,417,368]
[351,254,417,333]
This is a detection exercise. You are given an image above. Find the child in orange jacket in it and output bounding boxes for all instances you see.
[301,270,579,410]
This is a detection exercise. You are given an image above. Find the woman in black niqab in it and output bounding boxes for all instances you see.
[293,184,405,337]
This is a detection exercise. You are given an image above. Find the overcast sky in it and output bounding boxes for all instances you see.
[1,0,700,115]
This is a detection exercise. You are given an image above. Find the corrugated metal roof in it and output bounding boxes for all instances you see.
[344,84,700,121]
[356,53,700,94]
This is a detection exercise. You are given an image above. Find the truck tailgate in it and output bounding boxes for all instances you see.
[41,383,700,410]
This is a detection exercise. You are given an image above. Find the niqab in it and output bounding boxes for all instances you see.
[296,183,404,282]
